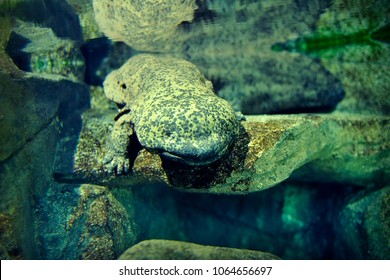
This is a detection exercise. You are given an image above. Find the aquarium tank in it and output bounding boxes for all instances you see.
[0,0,389,260]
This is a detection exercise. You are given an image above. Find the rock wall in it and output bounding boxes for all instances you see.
[0,52,89,258]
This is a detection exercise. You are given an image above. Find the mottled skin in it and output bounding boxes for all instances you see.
[103,54,241,174]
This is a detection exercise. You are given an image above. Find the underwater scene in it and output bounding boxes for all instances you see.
[0,0,389,260]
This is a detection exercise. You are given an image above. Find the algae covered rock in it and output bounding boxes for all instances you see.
[1,0,83,41]
[35,184,137,259]
[119,239,280,260]
[67,0,102,40]
[334,186,390,259]
[6,22,85,81]
[67,184,137,259]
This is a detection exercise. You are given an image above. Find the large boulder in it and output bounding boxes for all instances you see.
[119,239,280,260]
[334,186,390,259]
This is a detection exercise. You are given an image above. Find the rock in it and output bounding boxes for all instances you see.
[67,0,103,40]
[7,0,83,42]
[334,186,390,259]
[71,184,136,260]
[0,212,22,259]
[35,184,137,259]
[0,71,89,163]
[0,16,13,48]
[67,112,389,194]
[0,121,60,259]
[0,37,89,258]
[119,239,280,260]
[6,22,85,81]
[0,22,89,163]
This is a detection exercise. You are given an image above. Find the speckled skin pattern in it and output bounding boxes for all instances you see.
[103,54,241,174]
[93,0,196,52]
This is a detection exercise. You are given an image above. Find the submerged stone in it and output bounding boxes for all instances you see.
[334,186,390,259]
[6,22,85,81]
[119,239,280,260]
[34,184,137,259]
[2,0,83,41]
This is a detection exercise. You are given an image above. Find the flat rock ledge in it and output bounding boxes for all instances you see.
[59,112,389,194]
[119,239,280,260]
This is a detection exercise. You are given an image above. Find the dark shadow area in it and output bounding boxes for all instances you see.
[127,132,144,172]
[371,23,390,44]
[240,59,345,114]
[5,32,32,72]
[52,82,90,175]
[80,37,112,86]
[129,180,365,259]
[178,0,218,31]
[9,0,83,41]
[81,40,135,86]
[161,124,250,189]
[241,85,345,114]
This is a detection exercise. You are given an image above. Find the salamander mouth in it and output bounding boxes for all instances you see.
[158,144,229,166]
